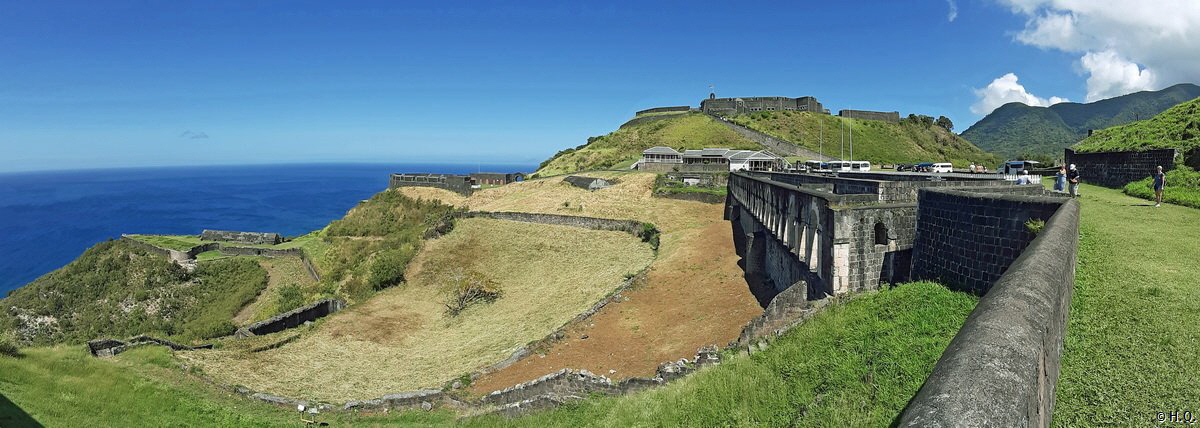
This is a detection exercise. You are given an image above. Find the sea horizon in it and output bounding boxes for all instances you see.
[0,161,535,296]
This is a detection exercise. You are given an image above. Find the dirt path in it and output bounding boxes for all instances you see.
[232,257,316,325]
[469,216,762,394]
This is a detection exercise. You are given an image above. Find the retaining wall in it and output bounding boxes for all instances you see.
[235,299,346,337]
[389,173,474,195]
[1064,147,1178,187]
[458,211,649,237]
[634,106,691,115]
[706,113,831,160]
[910,187,1069,294]
[899,198,1080,427]
[87,335,213,357]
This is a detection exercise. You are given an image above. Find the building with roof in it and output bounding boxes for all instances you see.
[641,146,683,164]
[728,150,784,172]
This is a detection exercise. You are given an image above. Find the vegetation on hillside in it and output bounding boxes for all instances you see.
[1073,95,1200,154]
[729,110,1000,167]
[315,190,458,302]
[1123,167,1200,208]
[533,113,761,177]
[964,83,1200,158]
[0,240,268,345]
[1052,183,1200,424]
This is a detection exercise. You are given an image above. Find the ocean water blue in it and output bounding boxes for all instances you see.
[0,163,531,296]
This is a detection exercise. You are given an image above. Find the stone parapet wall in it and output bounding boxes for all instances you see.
[838,109,900,123]
[900,198,1079,427]
[1064,147,1178,187]
[390,173,474,196]
[200,229,283,245]
[705,113,832,160]
[87,335,213,357]
[458,211,649,237]
[635,106,691,115]
[910,187,1068,294]
[235,299,346,337]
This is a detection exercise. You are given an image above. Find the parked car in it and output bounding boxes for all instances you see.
[896,163,914,172]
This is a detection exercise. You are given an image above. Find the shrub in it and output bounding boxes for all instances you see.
[1025,218,1046,235]
[638,223,661,252]
[368,246,415,290]
[0,332,22,357]
[442,268,503,317]
[275,284,305,315]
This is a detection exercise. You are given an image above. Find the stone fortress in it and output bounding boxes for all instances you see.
[725,169,1079,426]
[697,93,899,123]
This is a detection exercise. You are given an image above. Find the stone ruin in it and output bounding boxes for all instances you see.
[200,229,283,245]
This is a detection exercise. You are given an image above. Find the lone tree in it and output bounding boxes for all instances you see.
[936,115,954,131]
[442,268,502,317]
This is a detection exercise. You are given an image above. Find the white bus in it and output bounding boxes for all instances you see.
[931,163,953,173]
[827,161,871,172]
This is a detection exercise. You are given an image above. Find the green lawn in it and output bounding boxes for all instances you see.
[2,282,975,427]
[1053,183,1200,425]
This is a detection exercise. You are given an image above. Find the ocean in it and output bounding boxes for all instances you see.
[0,163,532,296]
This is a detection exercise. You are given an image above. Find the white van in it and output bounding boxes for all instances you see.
[931,163,953,173]
[828,161,871,172]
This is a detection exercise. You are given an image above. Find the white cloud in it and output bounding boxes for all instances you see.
[999,0,1200,101]
[946,0,958,22]
[1079,50,1156,101]
[971,73,1070,115]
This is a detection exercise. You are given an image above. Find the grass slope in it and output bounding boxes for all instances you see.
[534,113,761,177]
[1053,183,1200,425]
[729,111,1000,167]
[3,282,973,427]
[1073,95,1200,154]
[181,218,654,401]
[965,83,1200,158]
[1123,167,1200,209]
[459,282,977,427]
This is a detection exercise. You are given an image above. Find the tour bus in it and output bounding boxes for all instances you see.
[827,161,872,172]
[804,160,832,173]
[931,162,953,173]
[1000,160,1040,175]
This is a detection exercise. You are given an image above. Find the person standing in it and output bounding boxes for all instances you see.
[1054,166,1067,192]
[1067,164,1080,197]
[1153,165,1166,207]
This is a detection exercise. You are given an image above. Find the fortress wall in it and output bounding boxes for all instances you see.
[830,204,918,294]
[705,113,833,160]
[910,187,1068,295]
[838,109,900,123]
[635,106,691,115]
[235,299,346,337]
[218,246,303,257]
[1064,147,1178,187]
[457,211,650,237]
[900,198,1079,427]
[389,173,474,196]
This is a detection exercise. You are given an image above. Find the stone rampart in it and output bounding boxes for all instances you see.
[390,173,474,196]
[1064,147,1178,187]
[458,211,648,237]
[838,109,900,123]
[87,335,213,357]
[235,299,346,337]
[705,113,833,160]
[899,198,1079,427]
[910,187,1069,294]
[635,106,691,116]
[200,230,283,245]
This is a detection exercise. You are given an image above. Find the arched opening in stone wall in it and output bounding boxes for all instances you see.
[874,222,888,246]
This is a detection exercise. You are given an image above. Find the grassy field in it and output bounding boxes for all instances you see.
[3,281,973,427]
[534,113,761,177]
[181,218,654,401]
[728,111,1000,167]
[1123,167,1200,209]
[232,256,321,325]
[1053,183,1200,425]
[1073,95,1200,153]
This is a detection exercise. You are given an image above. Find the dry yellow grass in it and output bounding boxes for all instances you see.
[181,218,653,401]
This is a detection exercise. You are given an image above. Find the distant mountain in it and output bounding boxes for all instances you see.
[962,83,1200,158]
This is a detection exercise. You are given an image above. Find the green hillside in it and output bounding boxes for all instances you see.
[729,111,1000,167]
[0,241,268,344]
[533,113,762,176]
[1072,96,1200,154]
[963,83,1200,158]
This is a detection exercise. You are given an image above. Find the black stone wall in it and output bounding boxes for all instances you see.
[900,198,1079,427]
[236,299,346,337]
[910,187,1067,294]
[634,106,691,115]
[837,109,900,123]
[1064,147,1178,187]
[389,173,474,195]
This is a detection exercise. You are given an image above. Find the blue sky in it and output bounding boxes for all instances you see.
[2,1,1194,173]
